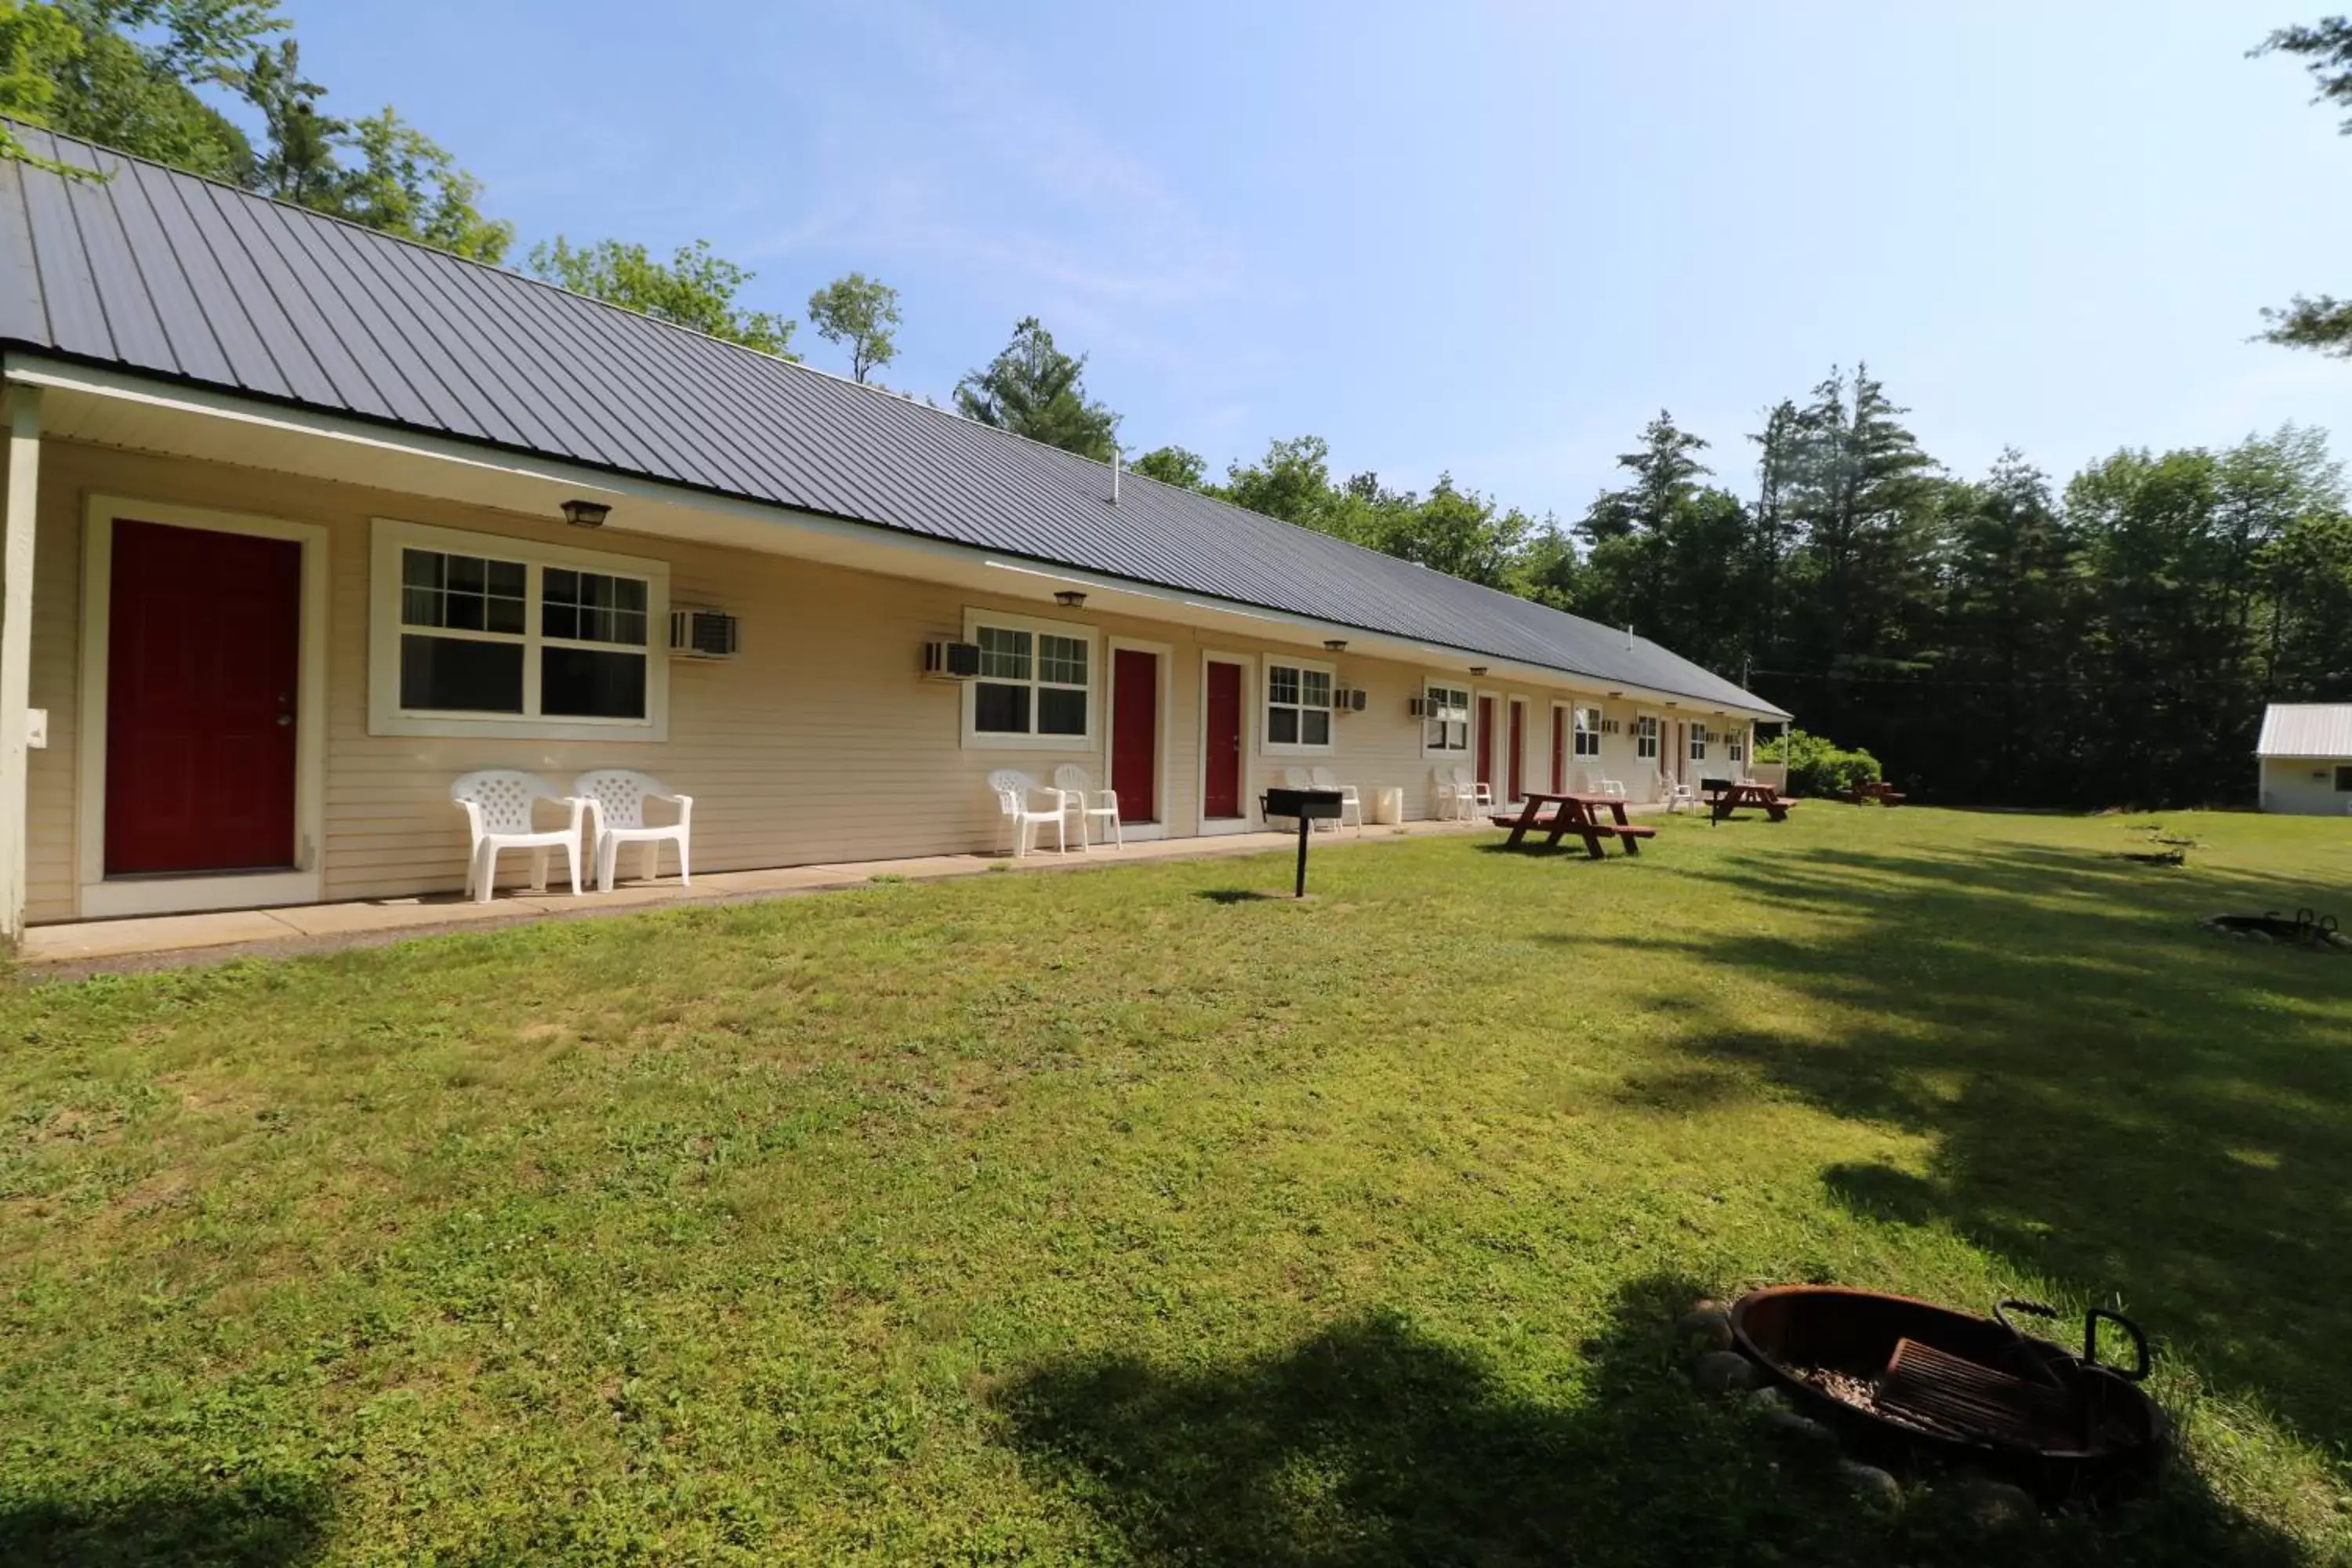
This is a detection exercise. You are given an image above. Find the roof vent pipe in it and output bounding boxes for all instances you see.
[1624,623,1634,648]
[1111,450,1121,507]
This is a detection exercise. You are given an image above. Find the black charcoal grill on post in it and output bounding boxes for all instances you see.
[1261,787,1345,898]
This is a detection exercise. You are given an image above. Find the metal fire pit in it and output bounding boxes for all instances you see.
[1731,1286,2165,1502]
[1260,786,1345,898]
[2200,909,2346,950]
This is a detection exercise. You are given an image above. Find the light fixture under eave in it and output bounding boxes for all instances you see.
[1606,690,1624,699]
[1054,590,1087,608]
[561,498,611,528]
[1468,666,1489,677]
[1323,638,1348,652]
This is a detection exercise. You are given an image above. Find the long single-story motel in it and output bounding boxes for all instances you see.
[0,126,1786,940]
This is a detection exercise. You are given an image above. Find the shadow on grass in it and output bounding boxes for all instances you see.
[1000,1273,2300,1566]
[0,1474,331,1566]
[1196,888,1279,905]
[1584,837,2352,1453]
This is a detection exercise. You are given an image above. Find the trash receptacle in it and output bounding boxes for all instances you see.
[1373,786,1404,825]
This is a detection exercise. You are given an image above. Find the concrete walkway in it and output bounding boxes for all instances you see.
[18,816,1512,971]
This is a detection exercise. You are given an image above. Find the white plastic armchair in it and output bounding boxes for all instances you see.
[1451,765,1495,819]
[1658,771,1697,814]
[1051,764,1123,850]
[989,769,1068,856]
[573,769,694,891]
[1309,766,1363,833]
[450,770,587,903]
[1433,767,1467,821]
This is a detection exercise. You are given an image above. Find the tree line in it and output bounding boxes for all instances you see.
[3,5,2348,807]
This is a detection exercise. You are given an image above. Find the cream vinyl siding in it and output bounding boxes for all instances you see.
[20,441,1761,920]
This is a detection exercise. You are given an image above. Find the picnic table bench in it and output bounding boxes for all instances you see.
[1702,779,1798,823]
[1498,791,1657,858]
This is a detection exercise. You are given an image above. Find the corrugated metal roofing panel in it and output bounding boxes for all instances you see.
[2257,704,2352,758]
[0,126,1787,716]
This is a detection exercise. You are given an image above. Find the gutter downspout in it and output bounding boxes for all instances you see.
[0,385,39,944]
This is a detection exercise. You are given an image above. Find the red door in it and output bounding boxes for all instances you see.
[1112,648,1159,823]
[1507,702,1524,803]
[1551,707,1566,793]
[106,520,301,876]
[1203,661,1243,818]
[1475,696,1495,796]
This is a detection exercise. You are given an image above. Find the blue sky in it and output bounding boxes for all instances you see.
[279,2,2352,520]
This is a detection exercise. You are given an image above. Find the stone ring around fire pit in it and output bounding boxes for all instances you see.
[2198,909,2347,951]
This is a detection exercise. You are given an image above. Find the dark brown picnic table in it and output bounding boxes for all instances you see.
[1498,791,1657,858]
[1704,780,1798,822]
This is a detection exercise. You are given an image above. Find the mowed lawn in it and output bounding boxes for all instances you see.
[4,807,2352,1566]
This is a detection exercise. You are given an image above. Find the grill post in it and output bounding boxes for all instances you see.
[1294,812,1311,898]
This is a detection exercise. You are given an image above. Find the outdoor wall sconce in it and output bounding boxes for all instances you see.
[1324,638,1348,652]
[1468,665,1488,676]
[561,499,612,528]
[1607,690,1624,699]
[1054,590,1087,608]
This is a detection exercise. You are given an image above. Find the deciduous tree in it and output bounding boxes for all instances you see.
[530,237,795,356]
[806,272,901,383]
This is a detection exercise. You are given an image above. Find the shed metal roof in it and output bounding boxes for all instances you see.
[2256,703,2352,758]
[0,125,1786,716]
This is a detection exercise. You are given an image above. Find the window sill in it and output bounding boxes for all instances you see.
[369,713,668,743]
[1260,742,1334,759]
[962,730,1095,752]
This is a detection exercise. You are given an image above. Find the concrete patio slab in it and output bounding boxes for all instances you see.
[270,897,524,937]
[20,908,297,961]
[11,814,1537,973]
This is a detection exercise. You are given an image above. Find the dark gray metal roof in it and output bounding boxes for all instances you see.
[0,125,1785,716]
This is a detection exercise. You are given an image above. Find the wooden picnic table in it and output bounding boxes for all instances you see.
[1497,791,1657,858]
[1704,780,1798,823]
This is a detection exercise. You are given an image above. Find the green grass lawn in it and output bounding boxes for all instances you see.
[5,806,2352,1565]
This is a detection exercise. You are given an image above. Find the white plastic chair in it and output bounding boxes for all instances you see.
[1310,766,1363,834]
[989,769,1069,856]
[1599,775,1628,800]
[573,769,694,891]
[450,770,588,903]
[1451,764,1495,819]
[1433,767,1467,821]
[1051,764,1123,850]
[1658,771,1697,814]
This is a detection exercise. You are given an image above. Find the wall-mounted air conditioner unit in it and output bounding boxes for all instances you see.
[669,607,739,659]
[1408,695,1432,718]
[923,639,982,679]
[1331,687,1368,713]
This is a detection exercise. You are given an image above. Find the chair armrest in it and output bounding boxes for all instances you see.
[550,795,593,834]
[650,792,693,829]
[454,799,485,840]
[1096,789,1119,811]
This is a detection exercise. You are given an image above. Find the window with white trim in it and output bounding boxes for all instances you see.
[368,519,668,740]
[1423,682,1470,756]
[1635,714,1660,760]
[962,609,1094,746]
[1728,728,1747,764]
[1572,705,1603,759]
[1689,724,1708,763]
[1265,659,1334,752]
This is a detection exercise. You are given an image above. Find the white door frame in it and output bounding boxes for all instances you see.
[1549,699,1572,794]
[1197,649,1254,835]
[1504,695,1530,808]
[1473,687,1502,806]
[1104,635,1173,841]
[76,495,330,918]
